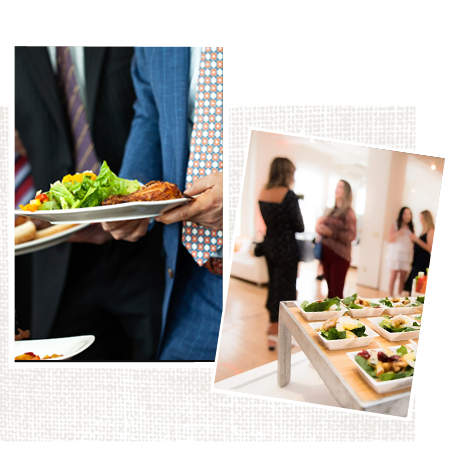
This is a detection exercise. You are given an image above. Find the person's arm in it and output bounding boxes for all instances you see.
[332,209,357,244]
[388,223,398,243]
[410,229,434,253]
[287,192,304,233]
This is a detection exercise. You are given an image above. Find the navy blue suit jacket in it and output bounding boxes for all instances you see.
[120,47,222,360]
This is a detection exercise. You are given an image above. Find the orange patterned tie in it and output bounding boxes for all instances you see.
[181,47,223,267]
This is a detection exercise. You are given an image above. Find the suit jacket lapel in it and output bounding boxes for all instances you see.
[84,47,107,129]
[21,47,69,143]
[161,47,190,187]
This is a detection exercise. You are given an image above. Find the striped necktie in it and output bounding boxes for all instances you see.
[56,47,100,174]
[15,151,35,209]
[181,47,223,268]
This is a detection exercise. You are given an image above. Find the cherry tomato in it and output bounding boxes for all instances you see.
[35,193,49,202]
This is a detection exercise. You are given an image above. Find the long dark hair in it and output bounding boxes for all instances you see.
[396,206,414,233]
[265,157,296,189]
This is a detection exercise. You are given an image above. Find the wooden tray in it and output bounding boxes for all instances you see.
[277,302,420,416]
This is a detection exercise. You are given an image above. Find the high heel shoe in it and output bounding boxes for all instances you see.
[268,335,278,351]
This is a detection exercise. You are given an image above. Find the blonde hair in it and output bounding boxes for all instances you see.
[421,210,435,232]
[327,180,353,219]
[265,158,296,189]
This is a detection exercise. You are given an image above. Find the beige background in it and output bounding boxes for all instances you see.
[2,105,415,440]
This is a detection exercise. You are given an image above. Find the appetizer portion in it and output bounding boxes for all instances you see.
[15,216,80,246]
[102,180,191,205]
[378,315,421,333]
[355,345,415,382]
[342,293,382,310]
[379,296,424,308]
[14,218,36,245]
[316,317,367,340]
[422,339,445,356]
[15,352,63,360]
[300,298,342,312]
[19,161,140,211]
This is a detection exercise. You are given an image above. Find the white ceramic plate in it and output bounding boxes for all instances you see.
[341,297,386,318]
[377,297,423,315]
[15,223,89,256]
[309,320,379,350]
[14,197,193,224]
[347,346,414,394]
[14,335,95,361]
[368,316,420,341]
[296,302,347,321]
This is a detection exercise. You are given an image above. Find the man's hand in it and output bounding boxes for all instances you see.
[155,172,223,230]
[67,223,115,245]
[15,329,30,341]
[101,217,151,243]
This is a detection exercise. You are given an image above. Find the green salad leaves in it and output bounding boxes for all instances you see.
[40,161,141,210]
[342,293,380,309]
[300,298,341,312]
[379,316,420,333]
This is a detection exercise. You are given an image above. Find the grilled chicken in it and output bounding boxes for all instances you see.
[102,181,191,205]
[322,317,338,331]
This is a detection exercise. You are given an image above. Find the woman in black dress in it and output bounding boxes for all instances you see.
[258,158,304,350]
[404,210,435,294]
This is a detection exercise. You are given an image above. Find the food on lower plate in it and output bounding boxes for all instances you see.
[101,180,191,205]
[355,345,415,381]
[417,297,445,306]
[19,161,141,211]
[379,296,424,308]
[316,316,367,340]
[15,216,79,246]
[14,220,36,245]
[422,339,445,356]
[300,298,341,312]
[378,315,421,333]
[342,293,382,309]
[15,352,63,360]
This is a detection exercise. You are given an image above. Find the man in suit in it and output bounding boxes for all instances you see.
[102,47,223,361]
[15,47,165,361]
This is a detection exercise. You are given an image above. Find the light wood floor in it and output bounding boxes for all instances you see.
[215,260,387,383]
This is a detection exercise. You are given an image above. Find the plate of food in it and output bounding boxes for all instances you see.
[348,345,416,394]
[368,315,421,341]
[15,216,89,256]
[309,316,379,350]
[297,298,348,321]
[378,296,424,315]
[15,161,194,224]
[340,293,386,317]
[14,335,95,361]
[414,309,445,336]
[417,296,445,309]
[422,339,445,356]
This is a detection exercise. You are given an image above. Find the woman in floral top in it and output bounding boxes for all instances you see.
[315,180,357,299]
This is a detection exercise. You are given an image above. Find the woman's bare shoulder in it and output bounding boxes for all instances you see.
[259,186,289,203]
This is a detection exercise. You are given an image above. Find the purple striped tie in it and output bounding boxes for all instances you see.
[56,47,100,174]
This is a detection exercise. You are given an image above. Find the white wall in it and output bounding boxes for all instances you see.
[357,148,394,288]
